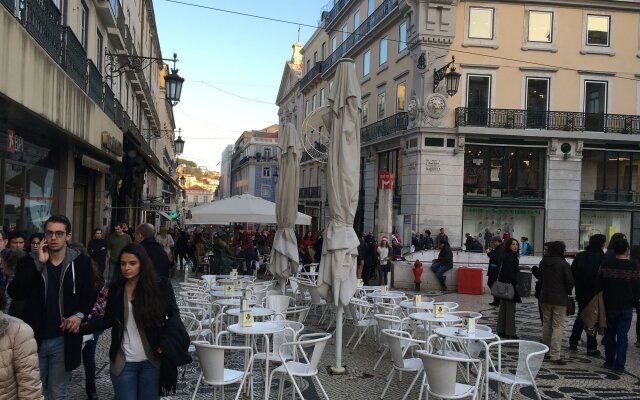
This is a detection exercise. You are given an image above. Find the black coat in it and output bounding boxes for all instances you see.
[498,251,522,303]
[81,278,190,394]
[141,237,170,278]
[539,255,574,306]
[571,248,604,305]
[487,247,502,285]
[8,249,96,371]
[88,238,108,270]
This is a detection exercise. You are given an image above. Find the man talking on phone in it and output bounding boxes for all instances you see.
[8,215,95,399]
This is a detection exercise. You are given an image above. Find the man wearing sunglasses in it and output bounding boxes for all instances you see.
[8,214,95,400]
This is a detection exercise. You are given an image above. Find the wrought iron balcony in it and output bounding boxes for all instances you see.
[21,0,63,63]
[322,0,351,29]
[115,99,124,128]
[61,26,88,89]
[301,142,327,163]
[455,107,640,135]
[1,0,13,14]
[104,84,116,121]
[299,186,322,199]
[361,112,408,144]
[300,62,324,92]
[581,190,640,203]
[323,0,394,74]
[87,60,104,106]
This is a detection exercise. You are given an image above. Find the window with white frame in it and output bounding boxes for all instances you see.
[363,49,371,77]
[312,94,316,111]
[80,1,89,50]
[96,30,103,73]
[342,23,348,42]
[320,88,325,107]
[398,20,407,53]
[379,36,388,66]
[525,77,550,129]
[313,51,318,64]
[331,35,337,51]
[261,185,271,199]
[305,100,309,117]
[377,92,386,120]
[464,6,498,48]
[528,11,552,43]
[368,0,375,17]
[469,7,493,39]
[262,167,271,177]
[396,82,406,112]
[354,9,360,30]
[466,75,491,126]
[586,15,610,46]
[264,148,272,160]
[362,101,369,125]
[582,79,609,132]
[321,42,326,60]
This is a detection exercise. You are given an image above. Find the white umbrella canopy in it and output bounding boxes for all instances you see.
[316,59,361,373]
[188,194,311,225]
[269,122,302,288]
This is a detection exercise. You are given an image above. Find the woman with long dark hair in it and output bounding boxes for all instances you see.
[81,243,190,399]
[496,238,522,339]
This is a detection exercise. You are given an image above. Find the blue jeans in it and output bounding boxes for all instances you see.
[111,360,160,400]
[38,336,71,399]
[431,263,451,286]
[604,308,633,371]
[109,259,119,282]
[82,332,101,391]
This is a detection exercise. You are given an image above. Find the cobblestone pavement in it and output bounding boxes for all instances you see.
[69,285,640,399]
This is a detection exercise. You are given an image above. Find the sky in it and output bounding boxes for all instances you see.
[154,0,328,171]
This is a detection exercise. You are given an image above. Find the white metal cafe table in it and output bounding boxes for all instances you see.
[433,326,496,354]
[225,307,275,318]
[399,299,435,312]
[366,291,405,302]
[409,312,461,344]
[214,298,258,307]
[228,321,286,399]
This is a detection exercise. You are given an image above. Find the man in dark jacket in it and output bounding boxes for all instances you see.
[8,215,95,400]
[431,240,453,291]
[596,238,640,373]
[487,236,503,306]
[362,234,377,285]
[134,223,170,278]
[569,233,606,356]
[87,228,108,278]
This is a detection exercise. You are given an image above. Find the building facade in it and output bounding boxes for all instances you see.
[0,0,180,243]
[229,125,279,202]
[282,0,640,252]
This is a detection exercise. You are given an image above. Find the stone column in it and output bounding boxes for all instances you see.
[363,154,377,233]
[544,140,583,252]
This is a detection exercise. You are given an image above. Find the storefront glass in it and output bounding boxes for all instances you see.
[579,210,631,250]
[581,150,640,202]
[464,145,545,199]
[463,206,544,254]
[1,129,59,233]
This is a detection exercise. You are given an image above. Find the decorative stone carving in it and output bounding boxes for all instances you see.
[550,139,558,155]
[576,140,583,157]
[425,93,448,119]
[457,136,465,153]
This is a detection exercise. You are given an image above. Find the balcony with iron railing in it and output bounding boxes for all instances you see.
[87,60,104,106]
[301,142,328,163]
[322,0,351,29]
[300,62,324,92]
[455,108,640,135]
[361,112,408,144]
[299,186,322,199]
[1,0,14,15]
[21,0,62,63]
[581,190,640,203]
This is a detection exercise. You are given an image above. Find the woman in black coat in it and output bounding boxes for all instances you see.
[81,243,190,399]
[496,238,522,339]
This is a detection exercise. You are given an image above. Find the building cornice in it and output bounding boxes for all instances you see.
[488,0,640,12]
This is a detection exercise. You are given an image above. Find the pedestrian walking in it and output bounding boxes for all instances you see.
[597,238,640,373]
[630,245,640,348]
[430,240,453,291]
[155,225,175,274]
[174,230,190,271]
[108,223,132,282]
[88,228,108,279]
[569,234,606,356]
[134,224,170,279]
[539,241,574,365]
[487,236,503,306]
[0,248,26,317]
[496,238,522,339]
[377,236,391,285]
[0,290,44,400]
[362,234,377,285]
[7,215,95,400]
[80,243,191,399]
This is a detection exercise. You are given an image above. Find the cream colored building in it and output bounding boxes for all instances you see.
[280,0,640,251]
[0,0,180,242]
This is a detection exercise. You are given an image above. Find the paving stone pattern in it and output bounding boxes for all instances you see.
[68,285,640,399]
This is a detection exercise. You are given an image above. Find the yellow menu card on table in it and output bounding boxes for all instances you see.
[462,316,476,334]
[230,269,238,280]
[434,303,445,318]
[414,295,422,306]
[357,279,364,288]
[224,284,234,295]
[240,310,253,327]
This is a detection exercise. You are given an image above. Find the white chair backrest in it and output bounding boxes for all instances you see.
[375,302,400,316]
[487,340,548,382]
[443,301,459,311]
[381,329,413,369]
[265,295,294,316]
[286,306,311,324]
[418,350,480,397]
[374,314,404,331]
[294,333,331,373]
[201,275,217,287]
[349,298,373,321]
[288,277,299,294]
[302,284,324,305]
[194,341,251,384]
[181,314,202,339]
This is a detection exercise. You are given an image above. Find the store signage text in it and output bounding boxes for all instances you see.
[425,159,441,172]
[7,130,24,153]
[467,207,541,216]
[142,203,175,213]
[101,132,123,156]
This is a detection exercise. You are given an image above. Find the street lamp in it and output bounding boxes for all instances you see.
[174,131,185,155]
[273,168,279,185]
[179,175,186,187]
[433,56,461,96]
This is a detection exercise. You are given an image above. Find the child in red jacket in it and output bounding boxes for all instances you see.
[413,260,423,291]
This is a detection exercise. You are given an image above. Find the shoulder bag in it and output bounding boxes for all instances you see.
[490,257,515,300]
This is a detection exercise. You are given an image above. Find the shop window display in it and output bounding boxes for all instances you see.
[580,210,630,250]
[581,150,640,202]
[464,145,545,199]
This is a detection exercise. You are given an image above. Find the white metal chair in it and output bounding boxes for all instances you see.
[417,350,483,400]
[191,341,254,400]
[484,340,548,400]
[380,329,427,400]
[254,322,304,367]
[373,314,413,371]
[264,294,296,319]
[269,332,332,400]
[347,298,377,351]
[284,305,311,324]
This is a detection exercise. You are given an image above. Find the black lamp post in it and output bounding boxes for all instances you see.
[273,168,279,185]
[179,175,186,187]
[433,56,461,96]
[165,54,184,106]
[174,132,185,155]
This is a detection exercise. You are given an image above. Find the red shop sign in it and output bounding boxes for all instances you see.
[378,171,394,190]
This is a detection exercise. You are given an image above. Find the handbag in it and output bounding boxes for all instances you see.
[566,296,576,316]
[490,258,515,300]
